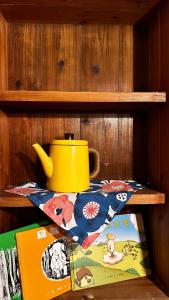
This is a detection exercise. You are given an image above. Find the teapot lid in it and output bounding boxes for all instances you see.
[51,133,88,146]
[51,140,88,146]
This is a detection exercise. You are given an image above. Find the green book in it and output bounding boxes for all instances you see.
[0,220,50,300]
[70,213,151,291]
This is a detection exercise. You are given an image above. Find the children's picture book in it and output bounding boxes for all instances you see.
[16,224,71,300]
[0,220,50,300]
[70,213,151,291]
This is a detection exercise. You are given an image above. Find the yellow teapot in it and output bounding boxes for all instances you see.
[32,133,100,192]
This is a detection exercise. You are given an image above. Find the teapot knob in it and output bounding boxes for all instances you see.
[64,133,74,140]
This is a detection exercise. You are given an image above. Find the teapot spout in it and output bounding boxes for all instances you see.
[32,143,53,178]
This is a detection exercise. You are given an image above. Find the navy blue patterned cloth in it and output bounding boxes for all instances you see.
[5,180,143,248]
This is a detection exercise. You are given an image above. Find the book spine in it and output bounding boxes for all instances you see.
[70,245,76,291]
[16,233,27,300]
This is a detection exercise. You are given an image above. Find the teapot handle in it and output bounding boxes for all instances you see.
[89,148,100,179]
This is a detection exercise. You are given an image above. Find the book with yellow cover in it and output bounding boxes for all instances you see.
[16,224,71,300]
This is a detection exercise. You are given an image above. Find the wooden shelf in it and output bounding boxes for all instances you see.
[0,91,166,112]
[0,188,165,207]
[127,188,165,205]
[56,277,168,300]
[0,91,166,103]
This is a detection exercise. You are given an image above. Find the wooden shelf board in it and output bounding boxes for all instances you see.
[56,277,168,300]
[127,188,165,205]
[0,91,166,103]
[0,188,165,207]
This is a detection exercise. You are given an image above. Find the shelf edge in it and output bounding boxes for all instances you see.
[0,189,165,207]
[0,91,166,103]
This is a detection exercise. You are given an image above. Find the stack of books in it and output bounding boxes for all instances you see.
[0,213,151,300]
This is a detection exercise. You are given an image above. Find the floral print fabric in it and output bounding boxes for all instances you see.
[5,180,143,249]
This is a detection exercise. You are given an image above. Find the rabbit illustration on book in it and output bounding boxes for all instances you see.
[103,233,123,265]
[49,241,69,278]
[42,238,70,280]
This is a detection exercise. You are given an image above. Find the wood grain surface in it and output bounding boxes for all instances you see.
[56,277,168,300]
[0,112,133,187]
[0,12,7,90]
[0,91,166,102]
[146,0,169,295]
[0,0,160,24]
[0,110,9,189]
[7,24,133,92]
[0,2,168,298]
[80,114,133,179]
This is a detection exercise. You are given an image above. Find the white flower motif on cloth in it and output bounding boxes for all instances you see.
[83,201,100,219]
[116,193,128,202]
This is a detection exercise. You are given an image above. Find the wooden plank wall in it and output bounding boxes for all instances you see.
[0,12,7,90]
[7,112,133,186]
[0,13,9,189]
[0,111,9,189]
[1,23,134,188]
[7,24,133,92]
[0,13,11,233]
[147,0,169,295]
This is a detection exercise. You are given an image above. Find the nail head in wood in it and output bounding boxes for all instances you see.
[92,64,100,74]
[15,80,22,89]
[79,20,87,25]
[58,59,65,67]
[81,118,91,125]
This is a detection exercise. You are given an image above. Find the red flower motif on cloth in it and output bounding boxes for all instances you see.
[83,201,100,219]
[102,181,134,193]
[4,187,42,196]
[43,195,74,226]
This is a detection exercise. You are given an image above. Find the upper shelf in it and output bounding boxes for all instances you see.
[0,0,160,24]
[0,91,166,111]
[0,91,166,103]
[0,188,165,207]
[0,90,166,112]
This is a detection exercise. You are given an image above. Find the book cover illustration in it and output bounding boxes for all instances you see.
[0,221,49,300]
[16,224,71,300]
[70,213,151,290]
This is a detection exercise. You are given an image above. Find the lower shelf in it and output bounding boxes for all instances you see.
[56,277,168,300]
[0,188,165,207]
